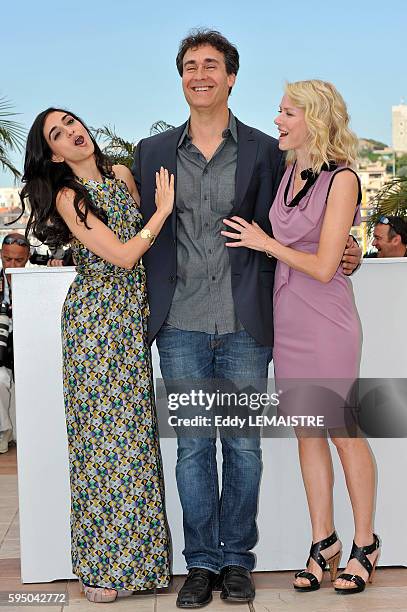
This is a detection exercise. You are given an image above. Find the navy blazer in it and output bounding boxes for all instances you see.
[132,117,285,347]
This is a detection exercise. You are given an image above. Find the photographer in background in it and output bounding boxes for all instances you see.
[365,216,407,258]
[47,246,74,267]
[0,233,30,453]
[29,245,74,267]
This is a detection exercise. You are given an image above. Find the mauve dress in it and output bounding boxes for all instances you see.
[269,164,362,425]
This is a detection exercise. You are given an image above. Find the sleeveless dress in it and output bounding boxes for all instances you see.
[61,176,170,591]
[269,164,362,425]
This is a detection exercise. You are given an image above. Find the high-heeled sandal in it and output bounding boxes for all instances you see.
[334,533,380,594]
[294,530,342,592]
[79,580,118,603]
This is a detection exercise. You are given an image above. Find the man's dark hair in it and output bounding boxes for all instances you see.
[379,216,407,245]
[176,28,239,81]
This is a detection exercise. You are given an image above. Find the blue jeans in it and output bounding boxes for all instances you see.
[156,327,272,573]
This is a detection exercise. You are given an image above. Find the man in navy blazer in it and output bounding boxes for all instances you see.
[133,109,283,350]
[132,29,361,608]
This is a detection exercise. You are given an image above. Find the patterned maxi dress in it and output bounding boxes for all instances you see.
[61,176,170,591]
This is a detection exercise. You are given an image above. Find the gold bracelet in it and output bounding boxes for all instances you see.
[138,228,156,246]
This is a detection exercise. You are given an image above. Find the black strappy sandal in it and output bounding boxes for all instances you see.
[334,533,380,595]
[294,530,342,592]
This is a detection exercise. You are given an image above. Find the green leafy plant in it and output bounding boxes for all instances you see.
[0,96,26,180]
[149,120,175,135]
[92,125,137,168]
[366,176,407,234]
[92,120,175,168]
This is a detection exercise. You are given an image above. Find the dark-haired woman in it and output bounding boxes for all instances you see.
[21,109,173,602]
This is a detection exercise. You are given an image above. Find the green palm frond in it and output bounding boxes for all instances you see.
[92,125,137,168]
[0,96,25,180]
[150,120,175,136]
[0,96,26,150]
[92,120,175,168]
[366,176,407,233]
[93,125,136,154]
[0,152,22,180]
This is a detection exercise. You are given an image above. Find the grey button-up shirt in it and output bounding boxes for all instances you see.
[166,111,244,334]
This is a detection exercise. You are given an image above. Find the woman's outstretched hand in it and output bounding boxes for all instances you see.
[221,216,273,253]
[155,167,175,217]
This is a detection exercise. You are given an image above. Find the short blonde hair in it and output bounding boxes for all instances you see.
[284,79,358,174]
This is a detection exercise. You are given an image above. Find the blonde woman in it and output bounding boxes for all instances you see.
[221,80,380,595]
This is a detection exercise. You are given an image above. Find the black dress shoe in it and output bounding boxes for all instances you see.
[220,565,255,602]
[176,568,218,609]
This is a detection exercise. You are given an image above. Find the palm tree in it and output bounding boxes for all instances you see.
[0,96,25,180]
[93,120,175,168]
[366,176,407,234]
[92,125,137,168]
[149,120,175,136]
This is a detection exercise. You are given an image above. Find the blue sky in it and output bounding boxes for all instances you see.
[1,0,406,186]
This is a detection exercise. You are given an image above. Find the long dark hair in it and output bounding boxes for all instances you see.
[20,108,113,247]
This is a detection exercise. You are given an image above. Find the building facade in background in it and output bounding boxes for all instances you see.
[0,187,27,228]
[353,161,392,253]
[392,104,407,153]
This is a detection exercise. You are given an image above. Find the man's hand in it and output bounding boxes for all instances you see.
[341,236,362,275]
[47,258,64,267]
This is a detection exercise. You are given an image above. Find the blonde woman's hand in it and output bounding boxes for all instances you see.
[221,216,273,253]
[155,167,175,217]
